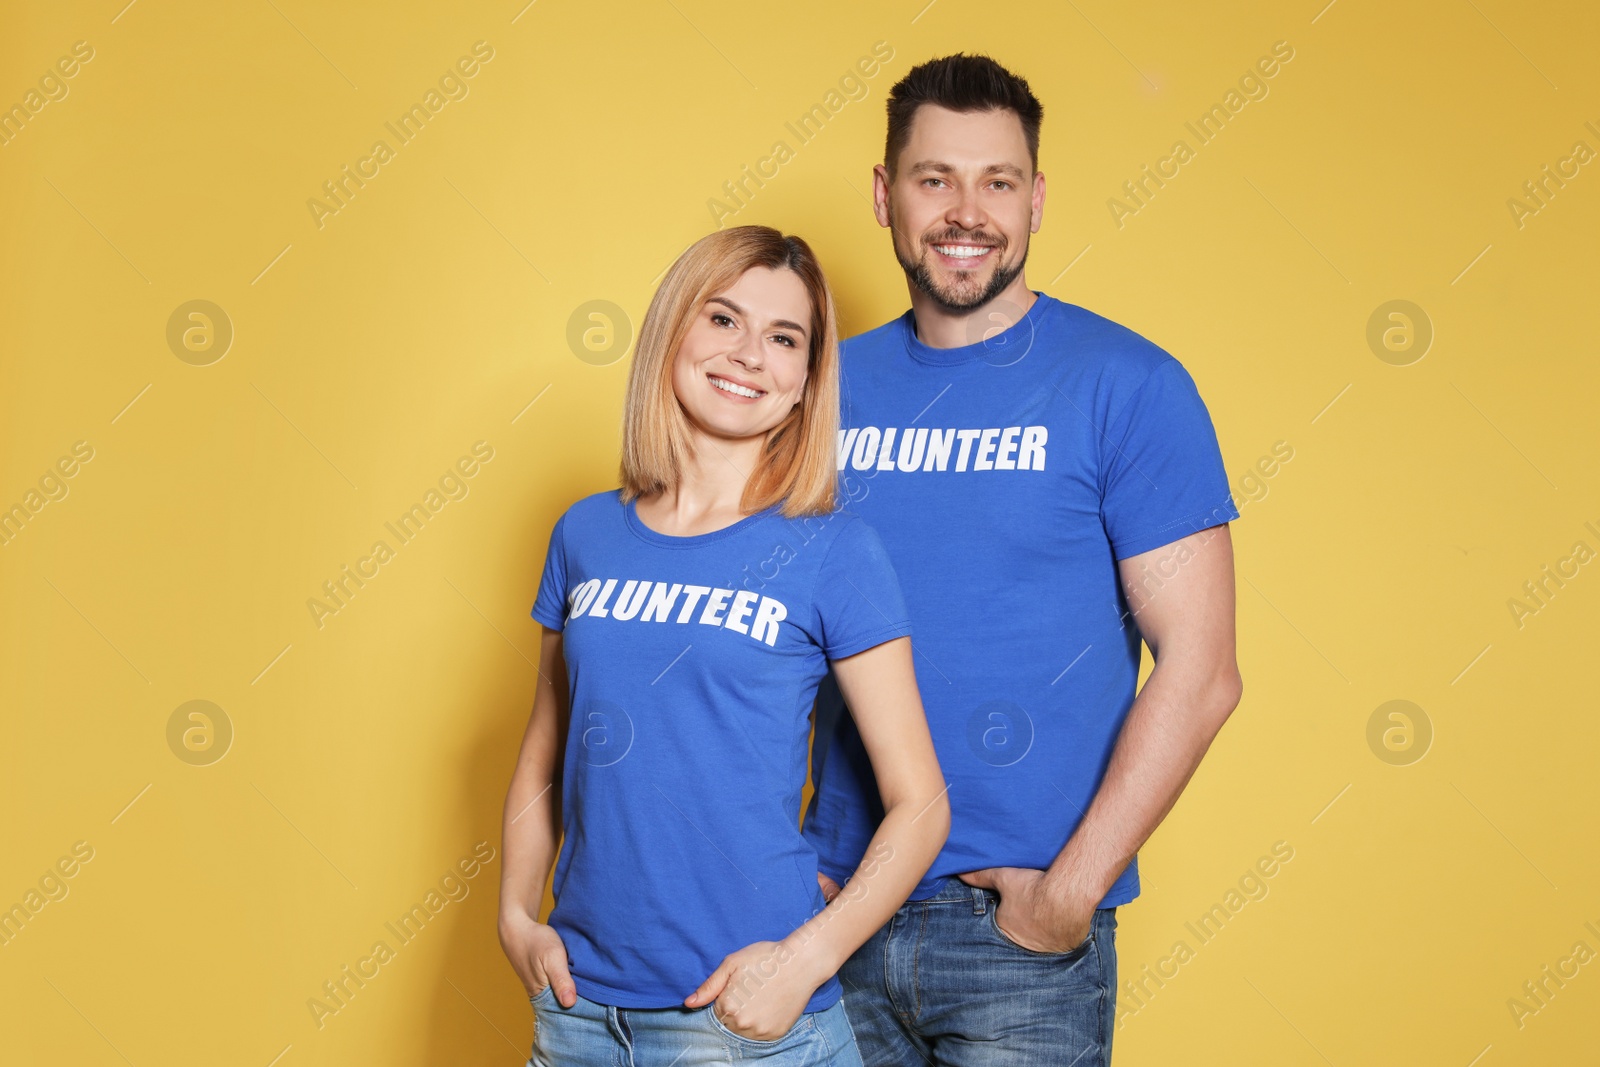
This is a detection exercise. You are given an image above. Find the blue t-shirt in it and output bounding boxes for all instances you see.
[531,490,911,1010]
[803,291,1239,907]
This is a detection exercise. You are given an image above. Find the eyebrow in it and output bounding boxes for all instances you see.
[907,160,1027,181]
[705,296,809,337]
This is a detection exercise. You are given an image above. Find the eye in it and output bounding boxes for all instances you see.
[770,333,798,348]
[990,180,1012,191]
[710,312,736,327]
[922,178,945,189]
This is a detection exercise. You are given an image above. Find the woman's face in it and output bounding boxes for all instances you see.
[671,266,813,444]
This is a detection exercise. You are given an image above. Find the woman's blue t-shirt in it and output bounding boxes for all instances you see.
[530,489,911,1011]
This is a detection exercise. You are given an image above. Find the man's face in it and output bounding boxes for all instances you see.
[878,105,1044,313]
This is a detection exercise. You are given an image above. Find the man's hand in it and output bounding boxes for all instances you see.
[958,867,1094,954]
[817,871,842,903]
[685,939,826,1042]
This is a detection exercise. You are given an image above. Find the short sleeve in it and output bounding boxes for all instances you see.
[1101,359,1239,560]
[813,517,912,659]
[530,513,570,630]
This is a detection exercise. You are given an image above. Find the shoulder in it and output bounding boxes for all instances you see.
[553,489,625,531]
[795,508,892,568]
[840,310,909,361]
[1046,297,1178,380]
[1041,297,1216,426]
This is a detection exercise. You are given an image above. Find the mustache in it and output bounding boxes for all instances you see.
[924,231,1005,249]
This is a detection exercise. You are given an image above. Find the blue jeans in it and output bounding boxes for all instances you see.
[838,878,1119,1066]
[528,984,866,1065]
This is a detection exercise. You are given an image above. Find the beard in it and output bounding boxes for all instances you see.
[890,203,1029,314]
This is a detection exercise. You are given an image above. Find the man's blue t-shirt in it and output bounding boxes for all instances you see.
[802,291,1239,907]
[531,490,911,1010]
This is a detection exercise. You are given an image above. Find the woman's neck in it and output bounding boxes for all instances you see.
[636,427,767,537]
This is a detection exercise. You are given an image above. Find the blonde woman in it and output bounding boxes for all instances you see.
[499,225,949,1065]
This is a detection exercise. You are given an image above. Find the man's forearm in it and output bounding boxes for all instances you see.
[1041,659,1242,908]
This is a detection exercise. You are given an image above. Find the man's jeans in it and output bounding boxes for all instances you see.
[839,878,1119,1066]
[528,983,865,1065]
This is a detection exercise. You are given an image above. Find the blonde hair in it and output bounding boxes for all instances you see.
[619,225,840,518]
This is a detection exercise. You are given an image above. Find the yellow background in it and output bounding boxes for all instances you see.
[3,0,1596,1063]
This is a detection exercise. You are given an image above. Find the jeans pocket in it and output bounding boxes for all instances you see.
[707,1004,816,1048]
[987,905,1096,960]
[530,983,557,1007]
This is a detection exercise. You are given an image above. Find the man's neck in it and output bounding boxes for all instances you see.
[906,275,1038,349]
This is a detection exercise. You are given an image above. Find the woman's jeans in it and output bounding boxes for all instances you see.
[527,983,865,1065]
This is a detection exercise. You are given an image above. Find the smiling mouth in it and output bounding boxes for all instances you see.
[931,242,996,265]
[708,374,765,399]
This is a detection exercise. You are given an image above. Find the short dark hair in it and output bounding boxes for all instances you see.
[884,54,1044,179]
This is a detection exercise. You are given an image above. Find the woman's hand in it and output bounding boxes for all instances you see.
[684,938,824,1041]
[498,907,578,1008]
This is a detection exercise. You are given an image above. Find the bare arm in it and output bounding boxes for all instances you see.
[497,629,577,1002]
[686,635,949,1036]
[963,524,1243,951]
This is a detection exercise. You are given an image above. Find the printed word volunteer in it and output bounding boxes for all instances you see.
[563,578,790,647]
[837,425,1048,473]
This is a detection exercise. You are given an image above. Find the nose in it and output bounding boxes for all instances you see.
[947,184,985,233]
[726,326,764,372]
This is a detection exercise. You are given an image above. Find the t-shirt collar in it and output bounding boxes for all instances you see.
[899,290,1053,367]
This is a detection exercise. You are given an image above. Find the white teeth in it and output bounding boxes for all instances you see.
[934,244,992,258]
[709,375,763,399]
